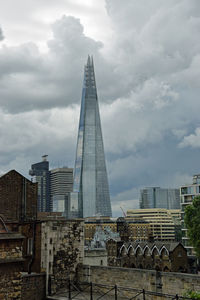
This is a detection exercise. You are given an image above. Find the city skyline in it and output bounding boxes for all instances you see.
[0,1,200,216]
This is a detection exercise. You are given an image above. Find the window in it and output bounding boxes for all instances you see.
[27,238,33,255]
[178,251,182,257]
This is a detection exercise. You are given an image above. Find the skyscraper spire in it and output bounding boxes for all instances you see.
[73,56,112,218]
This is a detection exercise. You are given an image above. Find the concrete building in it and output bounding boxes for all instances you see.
[127,209,181,241]
[140,187,180,209]
[180,174,200,256]
[72,56,112,218]
[50,167,73,217]
[29,155,51,212]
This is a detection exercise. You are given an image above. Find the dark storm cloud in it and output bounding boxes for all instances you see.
[0,2,200,216]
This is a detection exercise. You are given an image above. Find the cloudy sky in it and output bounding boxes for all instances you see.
[0,0,200,216]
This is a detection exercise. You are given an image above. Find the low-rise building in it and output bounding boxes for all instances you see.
[107,240,189,273]
[84,216,151,245]
[126,209,181,241]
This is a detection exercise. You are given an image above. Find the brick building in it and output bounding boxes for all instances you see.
[107,240,189,273]
[0,170,85,297]
[84,216,151,245]
[0,170,37,223]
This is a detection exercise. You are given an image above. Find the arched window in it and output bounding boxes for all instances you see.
[135,246,143,257]
[128,246,134,256]
[152,247,159,259]
[120,246,127,257]
[144,246,151,257]
[160,247,169,259]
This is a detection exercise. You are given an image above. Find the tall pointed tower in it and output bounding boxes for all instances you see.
[73,56,112,218]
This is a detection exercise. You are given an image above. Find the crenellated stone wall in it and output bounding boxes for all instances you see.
[79,265,200,297]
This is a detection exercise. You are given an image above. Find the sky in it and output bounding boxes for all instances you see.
[0,0,200,216]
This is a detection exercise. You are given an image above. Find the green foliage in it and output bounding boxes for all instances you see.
[184,290,200,299]
[184,196,200,257]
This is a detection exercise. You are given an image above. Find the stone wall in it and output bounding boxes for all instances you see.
[0,238,23,260]
[21,273,46,300]
[79,265,200,297]
[41,219,84,295]
[0,263,22,300]
[84,249,108,266]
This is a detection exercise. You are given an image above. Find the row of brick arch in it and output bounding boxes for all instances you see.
[119,244,169,257]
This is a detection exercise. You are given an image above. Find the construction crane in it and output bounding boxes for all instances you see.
[120,206,126,217]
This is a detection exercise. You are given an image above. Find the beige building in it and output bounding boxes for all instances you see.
[84,216,151,244]
[126,209,181,241]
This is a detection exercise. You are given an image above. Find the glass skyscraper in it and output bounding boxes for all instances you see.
[140,187,180,209]
[73,56,112,218]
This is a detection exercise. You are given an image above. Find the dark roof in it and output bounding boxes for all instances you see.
[123,241,183,252]
[0,169,33,184]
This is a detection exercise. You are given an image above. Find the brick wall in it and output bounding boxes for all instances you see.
[79,265,200,297]
[21,273,46,300]
[0,170,37,222]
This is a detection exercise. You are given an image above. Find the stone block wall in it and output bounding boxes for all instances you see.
[41,219,84,295]
[0,263,22,300]
[21,273,46,300]
[0,239,22,260]
[79,265,200,297]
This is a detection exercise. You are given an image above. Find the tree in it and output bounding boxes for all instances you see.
[184,196,200,258]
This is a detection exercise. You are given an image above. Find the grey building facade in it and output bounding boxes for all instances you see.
[50,167,73,217]
[73,56,112,218]
[140,187,180,210]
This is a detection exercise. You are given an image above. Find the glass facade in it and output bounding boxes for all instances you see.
[29,156,51,212]
[73,56,112,218]
[140,187,180,209]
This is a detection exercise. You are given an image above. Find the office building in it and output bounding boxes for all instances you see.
[29,155,51,212]
[126,208,181,241]
[50,167,73,216]
[140,187,180,209]
[84,216,151,245]
[180,174,200,255]
[73,56,112,218]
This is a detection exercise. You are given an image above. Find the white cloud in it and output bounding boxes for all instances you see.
[179,128,200,148]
